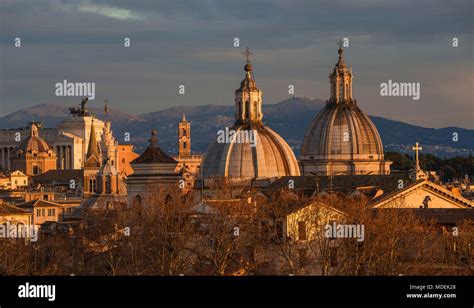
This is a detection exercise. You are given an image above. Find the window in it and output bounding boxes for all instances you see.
[36,209,41,216]
[32,165,39,175]
[133,195,142,207]
[183,129,187,135]
[339,84,344,98]
[41,209,45,216]
[298,221,307,241]
[43,195,48,200]
[89,178,96,193]
[14,180,17,184]
[183,142,187,149]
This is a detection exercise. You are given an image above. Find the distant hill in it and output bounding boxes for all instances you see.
[0,97,472,158]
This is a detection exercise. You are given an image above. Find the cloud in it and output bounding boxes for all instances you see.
[0,0,472,128]
[53,1,144,21]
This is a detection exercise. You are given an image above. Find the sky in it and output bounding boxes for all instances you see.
[0,0,473,128]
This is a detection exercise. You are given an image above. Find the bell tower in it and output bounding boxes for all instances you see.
[178,114,191,157]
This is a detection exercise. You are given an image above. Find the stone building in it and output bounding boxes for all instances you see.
[127,129,180,207]
[300,47,391,175]
[11,122,57,176]
[201,49,300,182]
[0,99,136,174]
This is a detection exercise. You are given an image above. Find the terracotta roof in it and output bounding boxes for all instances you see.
[132,130,176,164]
[0,201,31,215]
[369,179,424,205]
[374,208,474,224]
[33,169,83,184]
[266,174,410,197]
[17,199,61,208]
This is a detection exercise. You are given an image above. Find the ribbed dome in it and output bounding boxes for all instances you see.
[202,50,300,180]
[301,103,384,160]
[299,45,391,176]
[202,124,300,179]
[19,122,51,153]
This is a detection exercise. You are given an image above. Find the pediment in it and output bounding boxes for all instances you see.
[373,181,472,209]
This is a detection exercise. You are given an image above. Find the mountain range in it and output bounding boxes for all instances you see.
[0,97,472,158]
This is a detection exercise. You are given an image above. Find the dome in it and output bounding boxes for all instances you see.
[299,46,391,175]
[132,130,176,164]
[202,50,300,180]
[301,103,384,160]
[19,122,51,153]
[202,124,300,179]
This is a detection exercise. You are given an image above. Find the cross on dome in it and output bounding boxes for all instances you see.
[242,47,253,64]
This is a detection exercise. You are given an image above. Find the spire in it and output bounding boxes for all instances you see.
[182,113,186,122]
[235,47,263,125]
[337,39,345,66]
[87,118,99,159]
